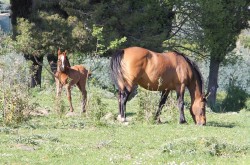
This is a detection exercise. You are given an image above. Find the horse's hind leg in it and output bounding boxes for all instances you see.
[117,91,122,120]
[177,84,186,124]
[66,84,74,112]
[119,88,131,122]
[155,89,170,123]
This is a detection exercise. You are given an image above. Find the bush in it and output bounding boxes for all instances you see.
[0,53,36,125]
[136,87,159,123]
[221,78,249,112]
[245,98,250,111]
[54,96,67,118]
[86,86,108,125]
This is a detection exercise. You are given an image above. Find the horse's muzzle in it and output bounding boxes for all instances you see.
[197,122,206,126]
[60,66,65,72]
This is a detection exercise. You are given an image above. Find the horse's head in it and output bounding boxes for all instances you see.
[57,49,68,72]
[190,93,209,126]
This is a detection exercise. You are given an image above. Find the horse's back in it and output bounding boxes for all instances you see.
[71,65,88,73]
[69,65,89,81]
[122,47,194,90]
[112,46,195,91]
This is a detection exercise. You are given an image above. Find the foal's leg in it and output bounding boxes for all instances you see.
[119,88,131,122]
[66,84,74,112]
[76,82,87,113]
[55,78,63,97]
[155,89,170,123]
[177,84,186,124]
[81,89,87,113]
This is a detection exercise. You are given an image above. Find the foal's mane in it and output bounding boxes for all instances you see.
[65,56,71,67]
[174,51,204,94]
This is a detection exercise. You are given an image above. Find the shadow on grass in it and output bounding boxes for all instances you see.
[126,112,136,117]
[206,121,237,128]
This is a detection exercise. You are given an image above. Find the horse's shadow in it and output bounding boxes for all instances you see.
[126,112,136,117]
[206,121,236,128]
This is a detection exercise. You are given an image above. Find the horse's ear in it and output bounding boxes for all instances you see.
[205,91,210,99]
[201,92,210,101]
[58,48,61,56]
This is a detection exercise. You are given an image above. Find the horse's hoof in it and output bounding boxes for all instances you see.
[123,121,129,125]
[117,115,122,121]
[179,120,187,124]
[156,118,162,124]
[121,117,127,122]
[117,115,127,122]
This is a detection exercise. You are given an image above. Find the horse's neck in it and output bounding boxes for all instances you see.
[188,79,202,104]
[57,70,69,83]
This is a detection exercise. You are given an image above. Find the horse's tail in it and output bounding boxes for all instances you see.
[110,49,125,90]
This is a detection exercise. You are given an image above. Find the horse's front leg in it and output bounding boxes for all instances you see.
[66,84,74,112]
[155,90,170,123]
[177,85,186,124]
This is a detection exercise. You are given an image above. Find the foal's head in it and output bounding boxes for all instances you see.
[191,93,209,126]
[57,49,69,72]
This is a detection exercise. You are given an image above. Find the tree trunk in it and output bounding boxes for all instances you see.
[47,53,57,74]
[207,56,221,110]
[24,55,43,88]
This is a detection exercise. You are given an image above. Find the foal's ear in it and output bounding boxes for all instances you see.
[58,48,61,56]
[63,50,67,56]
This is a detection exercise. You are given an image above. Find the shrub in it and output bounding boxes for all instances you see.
[86,86,108,125]
[54,96,67,118]
[136,87,159,123]
[245,98,250,111]
[221,78,249,112]
[85,57,114,92]
[0,53,36,125]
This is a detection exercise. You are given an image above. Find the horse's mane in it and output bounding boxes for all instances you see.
[65,56,71,67]
[174,51,204,94]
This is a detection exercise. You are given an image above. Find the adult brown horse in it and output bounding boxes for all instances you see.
[110,47,208,125]
[55,49,91,113]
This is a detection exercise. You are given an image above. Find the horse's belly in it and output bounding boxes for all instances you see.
[138,78,175,91]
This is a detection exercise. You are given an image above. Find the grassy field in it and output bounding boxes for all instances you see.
[0,86,249,165]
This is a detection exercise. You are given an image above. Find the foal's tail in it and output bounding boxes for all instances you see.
[87,70,92,79]
[110,49,125,90]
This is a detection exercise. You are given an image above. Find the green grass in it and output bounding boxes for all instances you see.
[0,86,250,164]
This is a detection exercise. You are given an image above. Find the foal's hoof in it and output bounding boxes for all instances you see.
[65,111,77,117]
